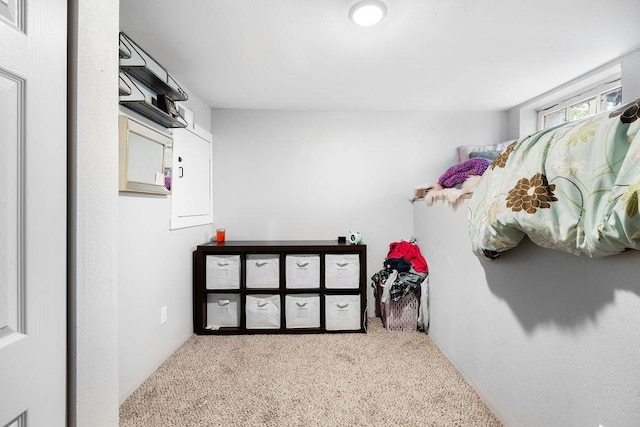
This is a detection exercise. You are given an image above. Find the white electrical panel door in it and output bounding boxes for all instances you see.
[170,125,213,229]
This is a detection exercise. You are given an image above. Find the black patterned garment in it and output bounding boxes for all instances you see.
[371,269,390,285]
[389,272,427,302]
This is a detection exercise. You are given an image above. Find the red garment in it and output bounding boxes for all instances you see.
[386,241,428,273]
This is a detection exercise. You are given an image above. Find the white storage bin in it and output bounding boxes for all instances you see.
[206,255,240,289]
[285,294,320,329]
[285,254,320,289]
[206,294,240,328]
[325,295,361,331]
[325,254,360,289]
[245,294,281,329]
[246,254,280,289]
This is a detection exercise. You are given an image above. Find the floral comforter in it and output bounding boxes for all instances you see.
[468,99,640,258]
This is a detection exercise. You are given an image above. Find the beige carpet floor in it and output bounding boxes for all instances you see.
[120,319,501,426]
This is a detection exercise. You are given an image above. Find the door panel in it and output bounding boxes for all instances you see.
[0,0,67,425]
[0,0,25,32]
[170,125,213,229]
[0,70,23,342]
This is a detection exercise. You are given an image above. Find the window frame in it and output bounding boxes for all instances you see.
[537,78,622,130]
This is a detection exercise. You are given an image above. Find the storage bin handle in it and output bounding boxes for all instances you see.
[336,303,350,309]
[295,302,308,308]
[296,261,309,267]
[255,260,268,267]
[216,261,229,267]
[257,301,269,308]
[218,299,231,306]
[336,262,349,267]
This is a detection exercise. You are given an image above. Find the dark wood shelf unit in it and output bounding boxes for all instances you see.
[193,240,367,335]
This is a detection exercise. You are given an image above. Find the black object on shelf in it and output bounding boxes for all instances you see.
[122,99,187,129]
[119,72,187,128]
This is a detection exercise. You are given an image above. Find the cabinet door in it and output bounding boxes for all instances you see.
[325,295,362,331]
[246,294,281,329]
[206,255,240,289]
[170,125,212,229]
[207,294,241,328]
[325,254,360,289]
[246,254,280,289]
[285,254,320,289]
[285,294,320,329]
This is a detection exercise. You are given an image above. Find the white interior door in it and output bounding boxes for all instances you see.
[0,1,67,425]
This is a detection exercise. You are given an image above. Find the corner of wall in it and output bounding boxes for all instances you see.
[179,86,212,133]
[506,52,638,138]
[69,0,120,425]
[621,48,640,103]
[117,52,214,406]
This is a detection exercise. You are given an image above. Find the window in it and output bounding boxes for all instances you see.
[538,80,622,130]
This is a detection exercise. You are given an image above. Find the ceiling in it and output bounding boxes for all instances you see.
[119,0,640,112]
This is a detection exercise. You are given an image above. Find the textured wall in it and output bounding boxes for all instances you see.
[414,200,640,426]
[68,0,120,425]
[118,88,214,403]
[506,48,640,139]
[622,48,640,103]
[210,109,508,316]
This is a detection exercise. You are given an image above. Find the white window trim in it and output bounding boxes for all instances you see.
[537,78,621,130]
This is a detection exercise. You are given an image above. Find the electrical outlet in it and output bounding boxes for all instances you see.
[160,306,168,324]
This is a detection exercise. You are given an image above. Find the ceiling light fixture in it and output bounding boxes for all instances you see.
[349,0,387,26]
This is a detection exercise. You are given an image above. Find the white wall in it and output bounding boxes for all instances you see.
[73,0,209,412]
[73,3,640,421]
[118,89,214,402]
[414,58,640,426]
[414,201,640,426]
[210,109,507,315]
[621,48,640,102]
[68,0,120,425]
[507,48,640,139]
[73,2,217,407]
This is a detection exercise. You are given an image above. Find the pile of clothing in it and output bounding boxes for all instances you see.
[372,240,428,314]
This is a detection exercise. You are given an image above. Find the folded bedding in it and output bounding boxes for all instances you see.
[468,98,640,258]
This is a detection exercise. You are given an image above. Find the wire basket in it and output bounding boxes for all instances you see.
[381,290,419,332]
